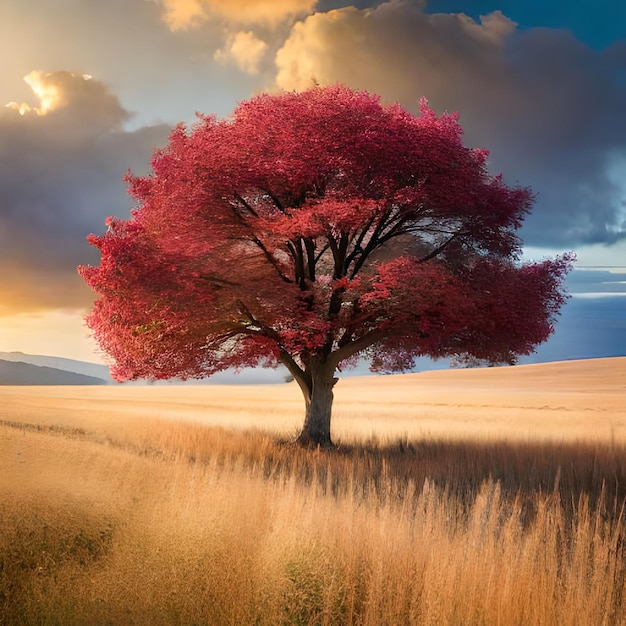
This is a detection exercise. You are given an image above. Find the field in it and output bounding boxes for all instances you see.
[1,357,625,625]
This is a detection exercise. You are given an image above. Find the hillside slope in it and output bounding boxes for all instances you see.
[0,351,111,381]
[0,359,107,385]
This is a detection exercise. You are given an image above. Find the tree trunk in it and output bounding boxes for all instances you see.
[296,360,337,448]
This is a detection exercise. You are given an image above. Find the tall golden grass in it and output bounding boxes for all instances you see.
[1,358,625,624]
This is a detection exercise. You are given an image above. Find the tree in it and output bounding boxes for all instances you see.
[79,85,572,447]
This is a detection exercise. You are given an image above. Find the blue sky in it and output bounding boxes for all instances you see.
[0,0,624,364]
[426,1,626,50]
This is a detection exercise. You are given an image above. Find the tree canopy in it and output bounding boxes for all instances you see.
[79,85,572,447]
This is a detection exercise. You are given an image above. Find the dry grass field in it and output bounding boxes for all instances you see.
[1,357,625,625]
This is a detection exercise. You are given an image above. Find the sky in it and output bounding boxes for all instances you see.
[0,0,625,366]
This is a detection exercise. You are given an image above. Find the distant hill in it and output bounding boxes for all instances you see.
[0,351,112,381]
[0,351,287,385]
[0,359,108,385]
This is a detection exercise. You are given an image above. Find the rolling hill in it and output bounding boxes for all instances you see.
[0,351,287,385]
[0,351,112,380]
[0,359,108,385]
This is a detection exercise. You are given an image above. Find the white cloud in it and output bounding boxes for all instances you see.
[275,2,516,99]
[6,70,96,116]
[214,31,269,74]
[159,0,205,30]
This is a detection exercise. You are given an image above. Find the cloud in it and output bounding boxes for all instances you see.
[275,3,516,93]
[158,0,205,30]
[273,0,626,249]
[159,0,317,30]
[0,71,169,315]
[0,0,251,128]
[6,70,77,116]
[214,31,269,74]
[5,71,128,131]
[3,0,625,317]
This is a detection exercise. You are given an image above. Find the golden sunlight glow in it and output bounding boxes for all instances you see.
[162,0,205,30]
[24,70,61,115]
[4,101,31,115]
[4,71,93,116]
[0,310,104,363]
[160,0,316,30]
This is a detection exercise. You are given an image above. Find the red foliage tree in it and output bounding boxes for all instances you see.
[79,85,572,447]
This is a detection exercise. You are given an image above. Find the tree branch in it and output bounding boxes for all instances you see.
[349,213,396,278]
[417,233,458,264]
[337,232,349,277]
[294,238,306,288]
[303,237,316,281]
[233,193,259,218]
[345,214,378,268]
[251,237,293,283]
[198,274,238,287]
[314,243,330,264]
[328,232,349,279]
[373,224,410,252]
[229,198,292,283]
[265,189,286,213]
[328,330,385,369]
[278,351,310,401]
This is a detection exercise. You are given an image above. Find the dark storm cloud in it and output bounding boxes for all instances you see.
[0,72,169,313]
[274,0,626,250]
[487,31,626,248]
